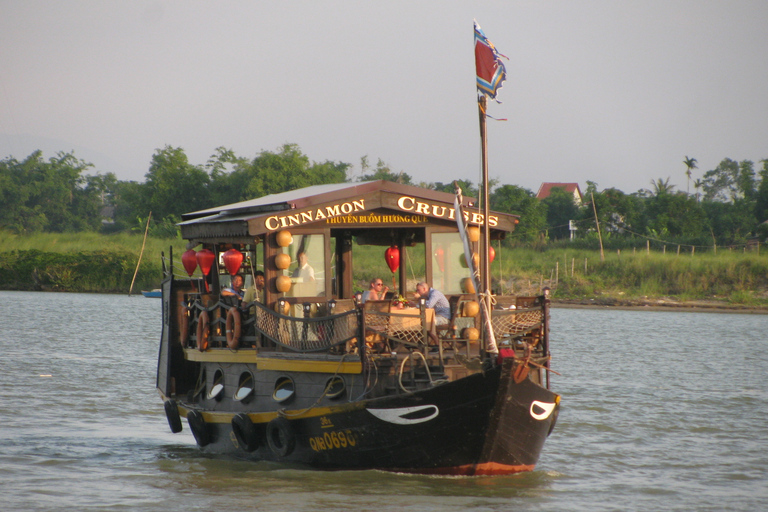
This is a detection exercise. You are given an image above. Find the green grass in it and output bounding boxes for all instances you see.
[2,230,767,306]
[491,245,768,306]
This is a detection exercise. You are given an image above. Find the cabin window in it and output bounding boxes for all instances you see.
[430,232,472,295]
[282,234,326,299]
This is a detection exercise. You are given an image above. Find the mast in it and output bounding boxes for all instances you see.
[477,95,491,308]
[472,20,506,355]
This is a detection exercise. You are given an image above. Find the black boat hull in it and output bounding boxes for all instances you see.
[177,358,559,475]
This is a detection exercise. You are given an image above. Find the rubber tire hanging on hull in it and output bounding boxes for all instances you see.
[187,410,210,447]
[231,413,260,452]
[266,417,295,458]
[164,399,183,433]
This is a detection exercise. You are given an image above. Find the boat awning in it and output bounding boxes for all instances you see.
[178,180,519,241]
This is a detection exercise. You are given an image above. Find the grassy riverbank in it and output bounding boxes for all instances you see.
[0,231,186,293]
[495,245,768,309]
[2,231,767,308]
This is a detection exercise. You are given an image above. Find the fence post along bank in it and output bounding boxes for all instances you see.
[156,179,560,475]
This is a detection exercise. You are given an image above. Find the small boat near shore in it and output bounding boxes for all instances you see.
[141,289,162,298]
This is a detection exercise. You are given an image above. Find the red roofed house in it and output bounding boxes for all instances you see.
[536,183,583,206]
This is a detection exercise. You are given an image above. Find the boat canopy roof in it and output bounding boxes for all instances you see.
[179,180,518,242]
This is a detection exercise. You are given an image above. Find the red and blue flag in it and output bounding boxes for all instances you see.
[474,21,507,101]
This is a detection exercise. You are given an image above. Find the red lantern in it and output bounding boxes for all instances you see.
[222,248,243,276]
[196,249,215,276]
[489,245,496,263]
[385,246,400,273]
[181,249,198,277]
[434,246,445,272]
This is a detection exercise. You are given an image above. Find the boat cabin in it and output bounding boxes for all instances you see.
[177,180,518,312]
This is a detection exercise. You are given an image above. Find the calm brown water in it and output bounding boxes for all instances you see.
[1,291,766,511]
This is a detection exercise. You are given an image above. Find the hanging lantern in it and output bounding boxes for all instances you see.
[276,230,293,247]
[489,245,496,263]
[462,300,480,317]
[434,246,445,273]
[385,246,400,273]
[196,249,215,276]
[275,253,291,270]
[467,225,480,243]
[222,248,243,276]
[460,277,476,294]
[181,249,198,277]
[463,327,480,341]
[276,275,292,293]
[460,252,479,269]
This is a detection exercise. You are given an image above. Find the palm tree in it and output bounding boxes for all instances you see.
[683,156,698,194]
[693,178,703,203]
[650,177,675,196]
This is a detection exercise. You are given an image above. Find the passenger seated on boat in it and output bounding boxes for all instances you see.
[222,274,245,301]
[361,278,388,303]
[414,282,450,326]
[243,271,265,303]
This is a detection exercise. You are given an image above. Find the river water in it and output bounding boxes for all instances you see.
[1,291,766,511]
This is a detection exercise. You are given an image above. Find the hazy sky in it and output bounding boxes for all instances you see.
[2,1,767,195]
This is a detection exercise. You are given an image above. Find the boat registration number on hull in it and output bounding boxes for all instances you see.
[309,429,358,452]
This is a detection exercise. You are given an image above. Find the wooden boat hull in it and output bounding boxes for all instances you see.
[173,358,559,475]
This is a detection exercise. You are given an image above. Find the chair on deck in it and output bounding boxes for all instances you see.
[362,300,392,352]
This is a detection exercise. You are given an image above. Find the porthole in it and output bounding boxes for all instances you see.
[273,376,295,403]
[234,372,255,402]
[324,376,346,400]
[207,368,224,401]
[192,368,207,399]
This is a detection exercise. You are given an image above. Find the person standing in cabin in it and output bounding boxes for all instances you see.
[222,274,245,300]
[243,270,265,303]
[292,251,315,282]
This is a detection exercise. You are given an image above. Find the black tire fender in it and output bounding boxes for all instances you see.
[187,410,210,447]
[164,399,183,433]
[231,413,260,452]
[266,417,295,458]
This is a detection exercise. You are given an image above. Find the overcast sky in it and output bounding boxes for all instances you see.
[2,1,767,196]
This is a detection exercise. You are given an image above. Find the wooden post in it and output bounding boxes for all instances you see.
[129,211,152,296]
[591,192,605,261]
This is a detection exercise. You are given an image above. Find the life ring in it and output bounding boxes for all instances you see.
[231,413,260,452]
[179,305,190,347]
[225,308,242,350]
[187,410,210,447]
[164,399,183,433]
[196,310,210,351]
[266,417,295,458]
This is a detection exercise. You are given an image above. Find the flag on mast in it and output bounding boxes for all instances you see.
[474,20,507,100]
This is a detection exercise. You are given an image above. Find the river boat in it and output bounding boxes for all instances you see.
[156,22,558,475]
[156,179,559,475]
[142,289,162,298]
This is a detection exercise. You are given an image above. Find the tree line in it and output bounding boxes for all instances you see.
[1,145,767,249]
